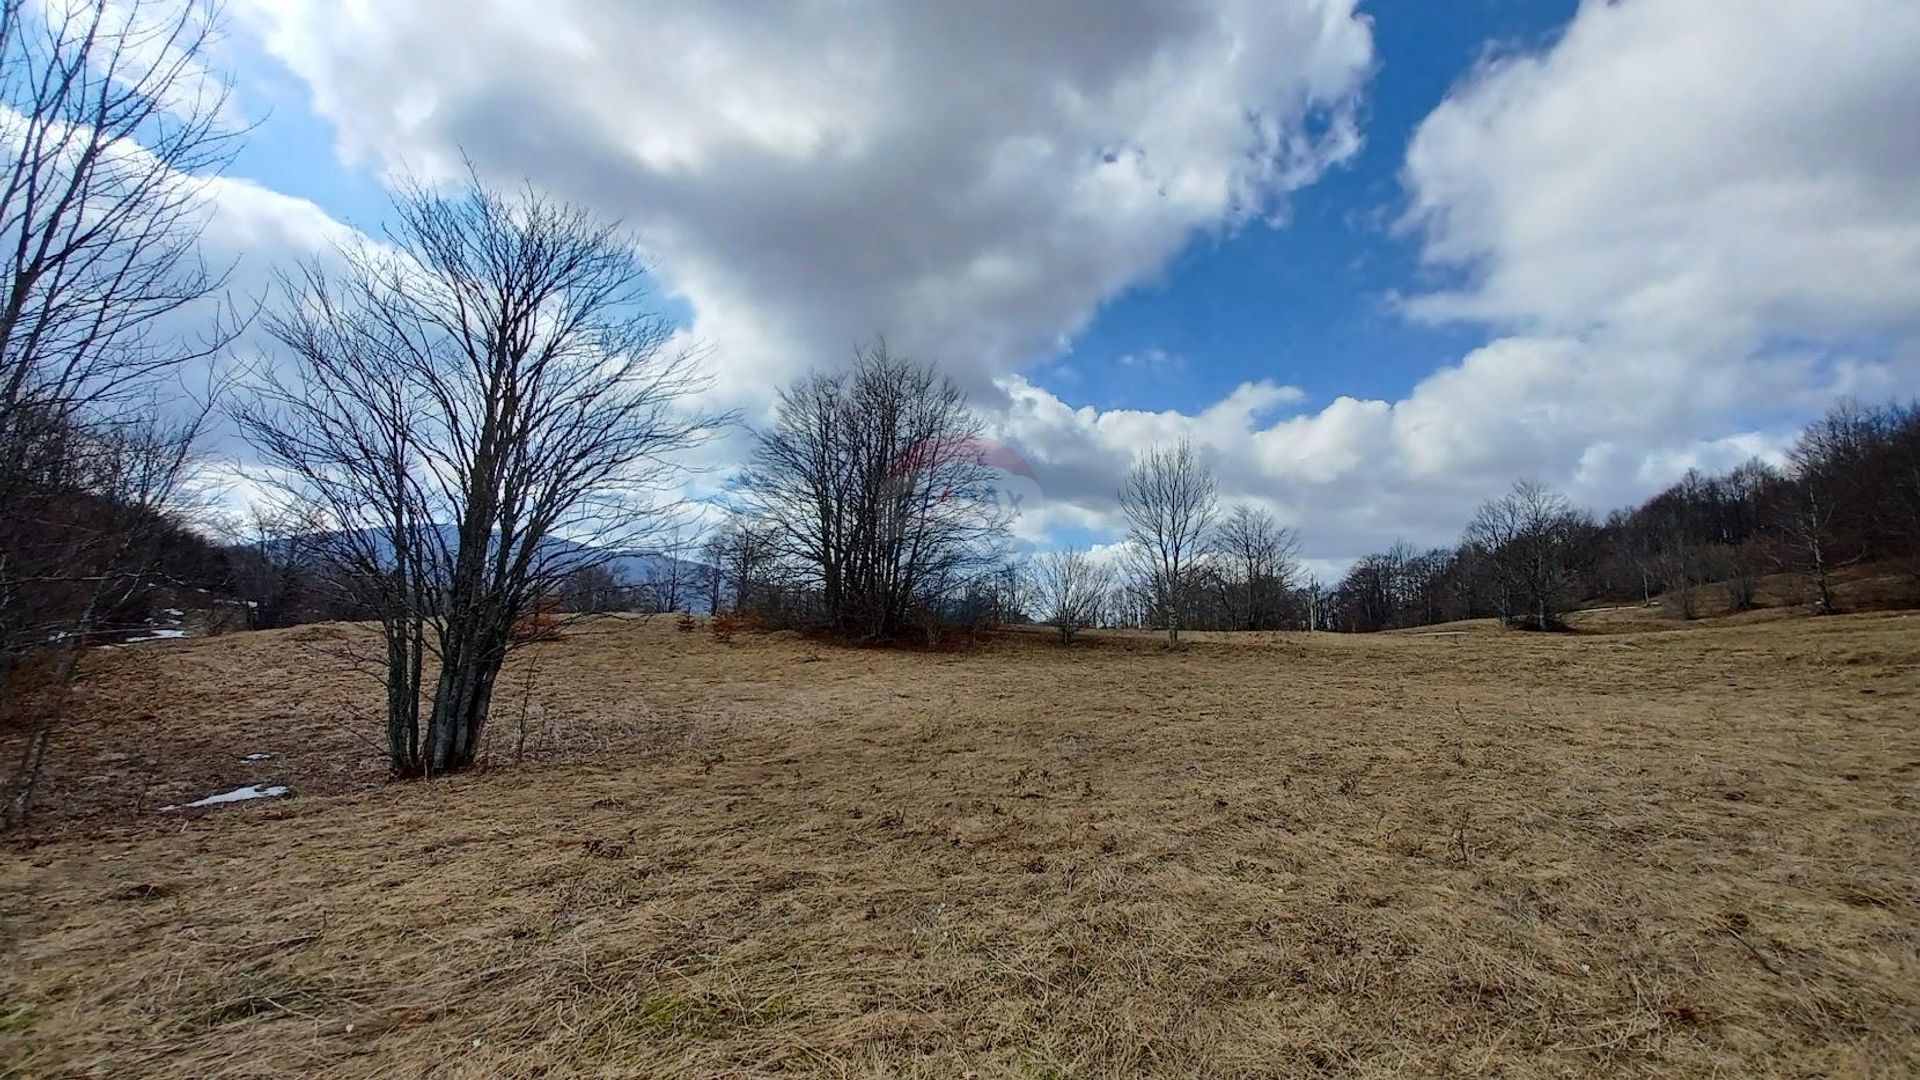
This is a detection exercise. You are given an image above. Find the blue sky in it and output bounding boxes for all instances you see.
[1043,0,1579,414]
[200,0,1920,567]
[225,1,1579,419]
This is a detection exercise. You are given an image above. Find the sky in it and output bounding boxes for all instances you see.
[181,0,1920,577]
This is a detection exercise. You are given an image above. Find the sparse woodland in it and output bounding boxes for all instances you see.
[0,0,1916,810]
[0,2,1916,1076]
[1,0,1914,823]
[0,0,240,823]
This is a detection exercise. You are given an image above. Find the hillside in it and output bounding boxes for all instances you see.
[2,613,1917,1076]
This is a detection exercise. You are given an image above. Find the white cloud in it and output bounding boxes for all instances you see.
[223,0,1920,568]
[200,175,358,259]
[1402,0,1920,349]
[1118,347,1183,372]
[1010,0,1920,566]
[233,0,1375,407]
[992,332,1835,570]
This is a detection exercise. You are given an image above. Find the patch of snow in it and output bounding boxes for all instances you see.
[241,752,272,762]
[161,784,289,811]
[121,628,186,643]
[162,608,184,617]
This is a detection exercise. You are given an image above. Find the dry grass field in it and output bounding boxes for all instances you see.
[3,607,1918,1077]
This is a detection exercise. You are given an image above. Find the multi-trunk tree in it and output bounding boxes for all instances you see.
[1032,547,1114,644]
[240,176,715,777]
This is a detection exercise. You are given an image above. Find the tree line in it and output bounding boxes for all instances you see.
[706,410,1309,645]
[1325,400,1920,632]
[693,367,1920,644]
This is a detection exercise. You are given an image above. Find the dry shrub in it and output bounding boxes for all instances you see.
[674,611,697,634]
[710,611,742,644]
[510,611,562,643]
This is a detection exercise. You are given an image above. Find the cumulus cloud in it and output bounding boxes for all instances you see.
[233,0,1375,407]
[1384,0,1920,519]
[1403,0,1920,346]
[997,0,1920,565]
[224,0,1920,568]
[992,337,1841,567]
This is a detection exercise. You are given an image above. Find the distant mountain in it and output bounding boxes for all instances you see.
[286,526,714,612]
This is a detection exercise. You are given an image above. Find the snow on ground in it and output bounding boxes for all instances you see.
[161,785,290,811]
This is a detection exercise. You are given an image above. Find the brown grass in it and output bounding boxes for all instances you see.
[2,608,1917,1077]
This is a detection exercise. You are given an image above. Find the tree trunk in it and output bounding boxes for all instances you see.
[385,627,423,777]
[427,625,508,774]
[1808,527,1834,615]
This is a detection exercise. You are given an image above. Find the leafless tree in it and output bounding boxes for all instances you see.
[2,408,207,823]
[557,564,626,614]
[1031,547,1114,644]
[1464,479,1587,630]
[702,515,775,616]
[1118,440,1217,644]
[238,174,717,777]
[0,0,238,428]
[737,344,1010,640]
[1210,503,1301,630]
[634,521,699,613]
[1721,539,1765,612]
[1777,402,1892,613]
[1302,575,1325,631]
[222,504,321,629]
[971,561,1030,627]
[0,0,240,824]
[1775,478,1839,614]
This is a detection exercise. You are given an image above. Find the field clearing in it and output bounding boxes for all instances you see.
[3,611,1918,1077]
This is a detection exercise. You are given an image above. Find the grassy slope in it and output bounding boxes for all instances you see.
[2,611,1917,1077]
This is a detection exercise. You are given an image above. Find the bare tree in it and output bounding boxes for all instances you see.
[3,409,207,823]
[702,514,777,617]
[635,521,699,613]
[223,504,319,629]
[0,0,239,824]
[1721,539,1765,612]
[1777,403,1891,614]
[737,344,1010,640]
[1302,575,1325,631]
[1118,440,1217,644]
[1031,547,1114,644]
[1775,478,1839,615]
[1211,504,1301,630]
[238,174,716,777]
[0,0,238,427]
[1464,479,1587,630]
[557,564,626,614]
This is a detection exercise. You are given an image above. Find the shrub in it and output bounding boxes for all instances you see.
[711,611,742,644]
[675,611,697,634]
